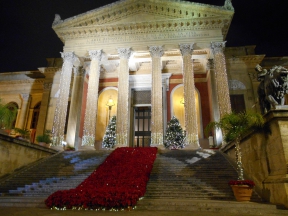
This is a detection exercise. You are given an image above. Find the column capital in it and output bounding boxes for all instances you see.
[60,52,75,62]
[210,42,226,55]
[43,82,52,91]
[89,50,102,61]
[21,93,30,101]
[179,43,194,56]
[117,48,132,59]
[149,46,164,58]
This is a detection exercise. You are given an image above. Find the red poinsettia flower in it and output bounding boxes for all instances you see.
[45,147,157,210]
[228,180,255,187]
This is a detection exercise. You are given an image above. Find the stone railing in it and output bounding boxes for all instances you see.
[0,133,57,178]
[221,109,288,208]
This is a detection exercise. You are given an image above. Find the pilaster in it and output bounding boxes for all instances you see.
[16,94,31,130]
[66,66,85,149]
[35,82,52,140]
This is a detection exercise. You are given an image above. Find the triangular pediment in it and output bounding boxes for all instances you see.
[53,0,234,42]
[53,0,233,29]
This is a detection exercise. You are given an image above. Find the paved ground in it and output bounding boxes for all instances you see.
[0,207,261,216]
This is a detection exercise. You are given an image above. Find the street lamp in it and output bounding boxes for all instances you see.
[106,97,115,121]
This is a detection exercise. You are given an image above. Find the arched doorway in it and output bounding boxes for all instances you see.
[96,88,118,148]
[170,84,202,138]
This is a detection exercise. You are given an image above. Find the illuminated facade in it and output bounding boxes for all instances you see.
[1,0,287,149]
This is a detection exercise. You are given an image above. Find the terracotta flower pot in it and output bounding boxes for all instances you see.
[231,185,253,202]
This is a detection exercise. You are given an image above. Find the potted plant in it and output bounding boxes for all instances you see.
[36,130,52,147]
[205,111,265,201]
[14,128,31,141]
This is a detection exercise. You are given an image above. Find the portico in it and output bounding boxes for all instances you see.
[50,0,234,149]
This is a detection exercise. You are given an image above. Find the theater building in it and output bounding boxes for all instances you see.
[1,0,287,150]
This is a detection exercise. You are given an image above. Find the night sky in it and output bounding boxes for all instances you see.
[0,0,287,73]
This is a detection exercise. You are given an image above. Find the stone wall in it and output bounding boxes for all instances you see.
[0,134,57,178]
[221,109,288,208]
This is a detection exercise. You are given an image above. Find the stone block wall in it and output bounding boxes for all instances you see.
[221,109,288,208]
[0,134,57,178]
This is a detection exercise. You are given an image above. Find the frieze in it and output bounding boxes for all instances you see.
[68,30,211,47]
[227,55,265,63]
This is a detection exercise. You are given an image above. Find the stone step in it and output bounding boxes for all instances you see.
[0,197,46,207]
[136,198,288,215]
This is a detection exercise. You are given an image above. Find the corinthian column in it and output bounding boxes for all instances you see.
[210,42,232,117]
[52,52,75,146]
[116,48,131,147]
[82,50,102,146]
[66,66,85,149]
[180,44,200,149]
[149,46,164,146]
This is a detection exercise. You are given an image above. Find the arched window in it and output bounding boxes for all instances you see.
[6,102,18,129]
[30,102,41,129]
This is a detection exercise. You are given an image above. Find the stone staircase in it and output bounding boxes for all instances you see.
[136,149,288,215]
[0,150,111,207]
[143,149,245,200]
[0,148,288,215]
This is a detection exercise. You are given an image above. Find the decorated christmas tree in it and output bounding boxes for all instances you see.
[164,116,186,149]
[102,115,116,149]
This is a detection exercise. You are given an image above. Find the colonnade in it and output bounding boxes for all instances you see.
[50,42,230,149]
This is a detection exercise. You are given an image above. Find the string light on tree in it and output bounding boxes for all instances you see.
[102,116,116,149]
[164,116,186,149]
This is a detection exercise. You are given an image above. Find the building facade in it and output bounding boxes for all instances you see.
[1,0,287,150]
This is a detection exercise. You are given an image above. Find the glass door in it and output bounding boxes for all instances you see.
[134,107,151,147]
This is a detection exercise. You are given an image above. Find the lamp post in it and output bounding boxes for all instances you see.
[106,97,115,122]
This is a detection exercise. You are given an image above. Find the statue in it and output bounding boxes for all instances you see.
[255,64,288,114]
[52,14,63,26]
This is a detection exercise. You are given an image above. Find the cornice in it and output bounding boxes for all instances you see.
[53,0,233,29]
[53,0,233,42]
[55,16,229,42]
[226,55,265,63]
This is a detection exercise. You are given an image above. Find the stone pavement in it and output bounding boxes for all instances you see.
[0,207,267,216]
[0,205,287,216]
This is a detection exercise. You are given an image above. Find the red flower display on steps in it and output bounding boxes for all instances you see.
[45,147,157,210]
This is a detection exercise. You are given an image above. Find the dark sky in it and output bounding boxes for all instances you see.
[0,0,287,73]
